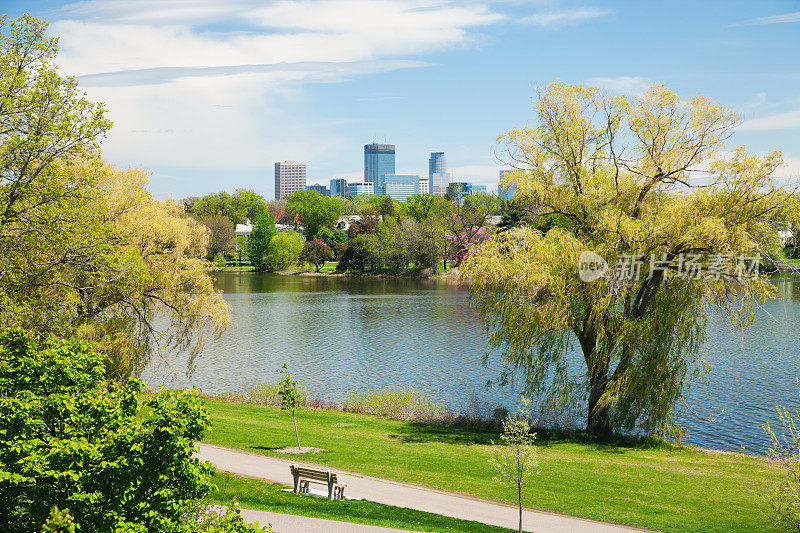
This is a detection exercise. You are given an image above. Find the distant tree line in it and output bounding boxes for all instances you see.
[182,188,505,275]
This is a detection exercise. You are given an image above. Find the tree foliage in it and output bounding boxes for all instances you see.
[763,384,800,532]
[277,364,304,449]
[187,189,268,228]
[490,397,537,533]
[0,15,229,380]
[286,189,344,239]
[266,231,303,271]
[300,239,334,272]
[0,328,267,533]
[202,214,235,260]
[463,82,790,436]
[247,213,277,272]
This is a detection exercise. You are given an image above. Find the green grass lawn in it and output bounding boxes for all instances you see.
[202,398,780,533]
[208,471,516,532]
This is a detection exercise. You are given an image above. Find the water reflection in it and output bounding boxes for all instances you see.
[141,272,800,453]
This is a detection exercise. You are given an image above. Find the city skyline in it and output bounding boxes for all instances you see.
[6,1,800,199]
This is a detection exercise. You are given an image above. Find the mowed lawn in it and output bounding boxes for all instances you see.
[202,398,780,533]
[209,471,517,533]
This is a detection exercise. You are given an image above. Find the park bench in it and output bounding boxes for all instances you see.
[290,465,346,500]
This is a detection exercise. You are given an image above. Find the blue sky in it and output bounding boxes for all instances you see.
[5,0,800,199]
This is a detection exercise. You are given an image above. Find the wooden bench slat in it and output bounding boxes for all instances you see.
[290,465,344,500]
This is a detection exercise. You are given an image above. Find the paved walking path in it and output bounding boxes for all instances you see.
[197,443,651,533]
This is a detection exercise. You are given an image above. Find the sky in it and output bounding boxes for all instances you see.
[5,0,800,200]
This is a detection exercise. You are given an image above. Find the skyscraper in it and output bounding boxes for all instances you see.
[274,161,306,199]
[430,172,451,196]
[330,178,347,197]
[364,143,395,195]
[429,151,446,177]
[498,169,517,200]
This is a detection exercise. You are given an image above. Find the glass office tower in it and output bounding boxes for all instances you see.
[364,143,395,195]
[498,169,517,200]
[429,152,446,178]
[330,178,347,197]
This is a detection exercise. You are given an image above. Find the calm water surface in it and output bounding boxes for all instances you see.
[141,272,800,453]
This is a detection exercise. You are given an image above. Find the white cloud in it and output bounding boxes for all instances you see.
[449,164,502,189]
[739,109,800,131]
[585,76,651,97]
[777,155,800,179]
[46,0,504,173]
[743,11,800,25]
[519,8,612,26]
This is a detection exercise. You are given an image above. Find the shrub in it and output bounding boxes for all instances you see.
[0,328,267,533]
[214,252,228,268]
[224,380,308,406]
[763,384,800,531]
[344,387,445,420]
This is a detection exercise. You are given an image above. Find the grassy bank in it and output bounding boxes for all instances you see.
[202,398,779,533]
[208,471,515,532]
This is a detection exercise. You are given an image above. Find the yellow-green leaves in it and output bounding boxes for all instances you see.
[465,81,790,435]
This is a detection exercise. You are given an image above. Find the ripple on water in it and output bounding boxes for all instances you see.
[140,272,800,453]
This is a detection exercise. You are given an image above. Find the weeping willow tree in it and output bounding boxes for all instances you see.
[0,15,229,379]
[463,82,795,437]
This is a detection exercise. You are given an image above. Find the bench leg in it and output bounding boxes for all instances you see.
[334,486,345,500]
[299,480,309,494]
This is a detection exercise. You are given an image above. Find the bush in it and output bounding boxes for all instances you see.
[214,252,227,268]
[265,231,303,271]
[225,380,309,406]
[0,328,267,533]
[344,387,445,420]
[763,385,800,531]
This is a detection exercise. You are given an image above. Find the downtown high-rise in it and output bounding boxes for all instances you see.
[428,151,451,195]
[274,161,306,199]
[364,143,395,195]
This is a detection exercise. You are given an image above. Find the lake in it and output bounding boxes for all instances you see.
[141,272,800,453]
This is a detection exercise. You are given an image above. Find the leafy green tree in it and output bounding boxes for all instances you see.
[406,193,447,222]
[277,364,304,449]
[300,239,334,272]
[464,82,790,436]
[247,214,277,272]
[231,189,268,223]
[490,397,537,533]
[187,189,267,228]
[266,231,303,271]
[0,328,270,532]
[348,233,383,272]
[316,226,349,249]
[286,190,344,239]
[0,16,228,380]
[202,214,236,260]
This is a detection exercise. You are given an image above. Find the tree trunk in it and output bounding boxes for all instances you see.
[586,372,612,438]
[292,410,301,449]
[518,485,523,533]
